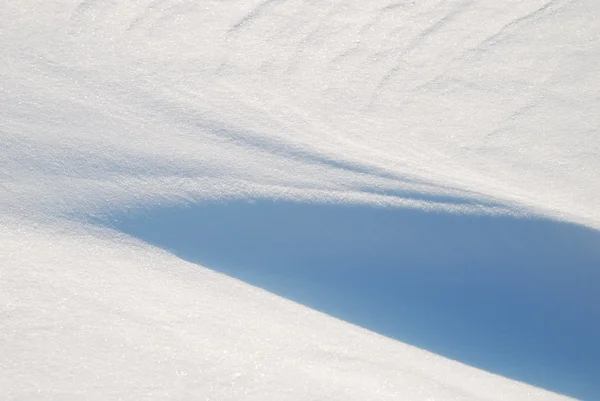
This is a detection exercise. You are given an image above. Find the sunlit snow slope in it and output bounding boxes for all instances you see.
[1,0,599,400]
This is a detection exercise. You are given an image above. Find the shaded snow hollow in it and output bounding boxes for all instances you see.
[2,0,599,400]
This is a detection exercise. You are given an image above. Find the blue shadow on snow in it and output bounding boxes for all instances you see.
[108,200,600,400]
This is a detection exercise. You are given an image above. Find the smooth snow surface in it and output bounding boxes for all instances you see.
[1,0,599,400]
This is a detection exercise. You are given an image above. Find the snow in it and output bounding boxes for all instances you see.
[1,0,599,399]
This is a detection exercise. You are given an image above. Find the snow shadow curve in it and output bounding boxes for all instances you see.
[110,200,600,399]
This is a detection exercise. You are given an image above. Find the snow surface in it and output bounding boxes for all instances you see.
[1,0,599,400]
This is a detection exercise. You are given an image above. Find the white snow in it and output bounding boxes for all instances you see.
[1,0,599,399]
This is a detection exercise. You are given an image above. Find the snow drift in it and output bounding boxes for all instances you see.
[2,0,599,399]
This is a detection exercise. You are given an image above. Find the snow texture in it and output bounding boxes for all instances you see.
[1,0,599,400]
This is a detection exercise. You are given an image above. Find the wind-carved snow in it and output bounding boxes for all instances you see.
[1,0,599,400]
